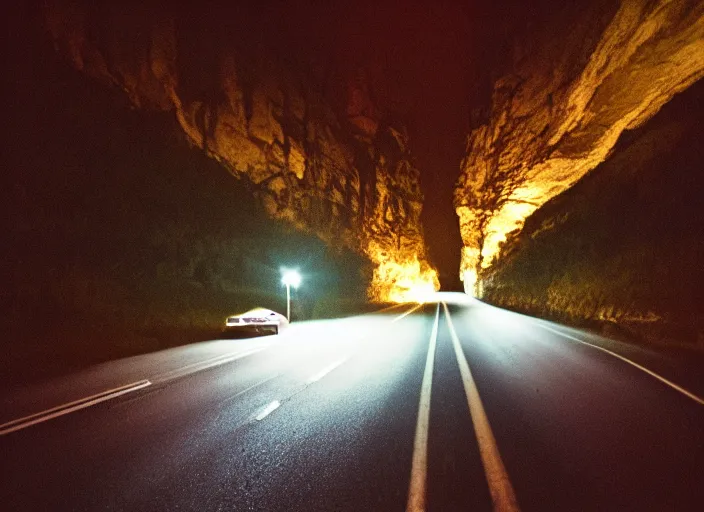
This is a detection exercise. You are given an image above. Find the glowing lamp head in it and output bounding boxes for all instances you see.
[281,269,302,288]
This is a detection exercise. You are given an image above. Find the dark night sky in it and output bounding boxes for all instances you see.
[14,0,526,288]
[249,0,509,287]
[173,0,551,285]
[306,1,518,287]
[171,0,522,287]
[331,1,479,288]
[118,0,486,286]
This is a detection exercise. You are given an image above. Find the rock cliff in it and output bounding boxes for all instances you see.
[455,0,704,293]
[44,1,438,302]
[481,80,704,345]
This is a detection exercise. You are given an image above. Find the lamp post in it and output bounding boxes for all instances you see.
[281,269,301,322]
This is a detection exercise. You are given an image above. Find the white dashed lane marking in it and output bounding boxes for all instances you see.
[537,323,704,406]
[255,400,282,421]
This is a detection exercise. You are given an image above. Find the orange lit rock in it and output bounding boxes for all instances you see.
[345,68,381,137]
[455,0,704,294]
[44,2,438,302]
[481,80,704,343]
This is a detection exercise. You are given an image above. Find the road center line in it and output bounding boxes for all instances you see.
[537,324,704,406]
[406,303,439,512]
[443,303,520,512]
[0,380,152,436]
[307,358,348,384]
[394,303,424,323]
[255,400,281,421]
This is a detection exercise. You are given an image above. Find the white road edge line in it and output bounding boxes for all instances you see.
[406,303,440,512]
[255,400,281,421]
[393,303,424,323]
[0,380,152,436]
[443,303,520,512]
[537,323,704,406]
[307,358,348,384]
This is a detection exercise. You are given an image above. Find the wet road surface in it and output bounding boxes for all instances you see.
[2,294,702,511]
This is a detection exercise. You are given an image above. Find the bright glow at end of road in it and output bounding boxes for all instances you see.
[427,292,475,306]
[405,280,439,304]
[369,250,439,303]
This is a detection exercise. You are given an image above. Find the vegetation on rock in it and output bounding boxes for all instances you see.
[482,81,704,346]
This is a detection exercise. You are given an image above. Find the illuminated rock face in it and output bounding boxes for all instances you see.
[44,3,438,302]
[455,0,704,294]
[481,80,704,343]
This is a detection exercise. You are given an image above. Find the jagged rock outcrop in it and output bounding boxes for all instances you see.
[455,0,704,294]
[481,80,704,345]
[44,1,438,301]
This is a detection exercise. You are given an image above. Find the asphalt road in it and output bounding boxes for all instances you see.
[2,294,703,511]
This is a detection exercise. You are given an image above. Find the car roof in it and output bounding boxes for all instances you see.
[237,308,280,317]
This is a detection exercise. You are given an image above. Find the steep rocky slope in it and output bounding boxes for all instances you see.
[455,0,704,293]
[4,32,375,382]
[481,80,704,345]
[43,1,438,302]
[4,3,422,382]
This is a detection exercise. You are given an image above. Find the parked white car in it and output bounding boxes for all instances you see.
[223,308,287,335]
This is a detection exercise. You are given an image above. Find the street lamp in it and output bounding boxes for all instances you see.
[281,269,301,321]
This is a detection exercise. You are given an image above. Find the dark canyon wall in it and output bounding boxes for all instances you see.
[43,1,439,302]
[455,0,704,294]
[2,4,389,382]
[481,81,704,345]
